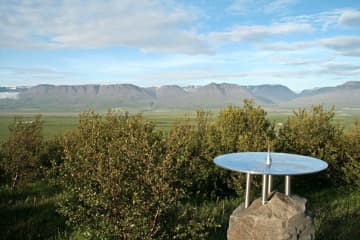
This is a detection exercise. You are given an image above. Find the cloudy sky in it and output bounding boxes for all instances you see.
[1,0,360,91]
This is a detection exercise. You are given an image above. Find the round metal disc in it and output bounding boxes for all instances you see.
[214,152,328,175]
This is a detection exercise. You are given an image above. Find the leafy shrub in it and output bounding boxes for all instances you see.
[216,100,275,193]
[164,110,232,202]
[0,148,5,184]
[163,101,276,201]
[217,100,275,153]
[275,106,344,187]
[0,115,44,187]
[159,201,221,240]
[343,120,360,189]
[41,136,66,182]
[49,104,358,239]
[56,111,186,239]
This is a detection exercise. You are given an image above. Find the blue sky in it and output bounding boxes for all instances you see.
[0,0,360,91]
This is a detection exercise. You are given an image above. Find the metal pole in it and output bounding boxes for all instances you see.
[267,175,273,195]
[285,175,291,196]
[262,174,268,205]
[245,173,251,208]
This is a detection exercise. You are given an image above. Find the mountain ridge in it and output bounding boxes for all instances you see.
[0,81,359,112]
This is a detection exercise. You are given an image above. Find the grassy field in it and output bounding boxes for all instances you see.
[0,115,79,141]
[0,109,359,142]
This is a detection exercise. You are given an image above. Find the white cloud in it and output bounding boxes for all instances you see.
[339,9,360,27]
[0,0,210,54]
[279,8,360,31]
[259,41,313,51]
[320,36,360,56]
[0,67,74,76]
[323,63,360,73]
[259,36,360,56]
[263,0,297,14]
[0,66,77,86]
[209,23,313,42]
[227,0,258,15]
[228,0,297,15]
[271,56,333,66]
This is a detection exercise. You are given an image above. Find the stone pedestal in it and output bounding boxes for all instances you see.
[227,192,315,240]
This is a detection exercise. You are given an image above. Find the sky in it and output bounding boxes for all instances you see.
[0,0,360,92]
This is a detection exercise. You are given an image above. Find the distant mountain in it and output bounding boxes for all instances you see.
[16,84,156,111]
[167,83,256,108]
[0,81,359,112]
[282,81,360,108]
[299,81,360,97]
[246,84,297,103]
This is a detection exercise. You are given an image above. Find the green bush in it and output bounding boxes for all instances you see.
[163,101,276,201]
[49,104,358,239]
[0,148,5,184]
[217,100,275,153]
[0,115,44,187]
[164,110,232,202]
[216,101,275,194]
[275,106,344,187]
[41,136,66,182]
[56,111,189,239]
[343,120,360,189]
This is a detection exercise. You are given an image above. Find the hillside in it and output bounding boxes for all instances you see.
[0,81,359,112]
[282,81,360,108]
[246,84,297,103]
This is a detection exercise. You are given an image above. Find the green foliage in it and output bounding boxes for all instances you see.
[216,100,275,193]
[276,106,344,186]
[0,148,5,184]
[306,187,360,240]
[0,182,66,240]
[56,111,183,239]
[0,115,44,187]
[41,136,66,181]
[164,110,232,201]
[343,120,360,188]
[161,201,221,240]
[162,101,275,201]
[2,104,360,239]
[217,100,275,152]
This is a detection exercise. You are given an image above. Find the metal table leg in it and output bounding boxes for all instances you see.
[267,175,273,194]
[262,174,268,205]
[285,175,291,196]
[245,173,251,208]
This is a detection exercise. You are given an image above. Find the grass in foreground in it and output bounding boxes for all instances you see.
[0,182,359,240]
[306,187,360,239]
[0,182,66,240]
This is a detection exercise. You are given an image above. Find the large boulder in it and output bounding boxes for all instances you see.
[228,192,315,240]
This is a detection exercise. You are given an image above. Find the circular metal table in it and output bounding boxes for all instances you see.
[214,152,328,208]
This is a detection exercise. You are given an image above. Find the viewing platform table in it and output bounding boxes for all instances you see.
[214,152,328,208]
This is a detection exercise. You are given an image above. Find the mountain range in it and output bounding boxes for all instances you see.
[1,81,360,112]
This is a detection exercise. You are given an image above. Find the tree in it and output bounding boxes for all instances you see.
[276,106,344,187]
[343,120,360,188]
[217,100,275,152]
[56,111,182,239]
[216,100,275,193]
[164,110,232,201]
[1,115,43,187]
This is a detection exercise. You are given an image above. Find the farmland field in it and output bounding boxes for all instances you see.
[0,109,359,141]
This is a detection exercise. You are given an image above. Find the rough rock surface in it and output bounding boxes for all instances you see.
[227,192,315,240]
